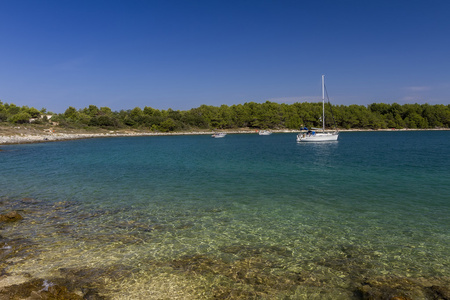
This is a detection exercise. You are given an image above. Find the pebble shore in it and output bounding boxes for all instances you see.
[0,132,196,145]
[0,132,214,145]
[0,132,116,144]
[1,128,447,145]
[0,130,299,145]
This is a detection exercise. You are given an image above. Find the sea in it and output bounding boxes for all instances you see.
[0,131,449,299]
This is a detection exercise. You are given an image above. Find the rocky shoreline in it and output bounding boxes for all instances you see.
[0,128,299,145]
[1,126,448,146]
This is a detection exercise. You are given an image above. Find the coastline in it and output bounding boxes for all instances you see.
[1,125,449,145]
[0,130,293,145]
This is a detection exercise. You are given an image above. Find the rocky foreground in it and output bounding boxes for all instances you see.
[1,197,450,299]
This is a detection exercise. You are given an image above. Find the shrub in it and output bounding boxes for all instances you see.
[9,112,32,124]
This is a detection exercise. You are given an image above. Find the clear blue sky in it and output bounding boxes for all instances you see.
[1,0,449,113]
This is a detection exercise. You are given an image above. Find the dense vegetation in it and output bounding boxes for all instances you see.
[1,100,449,131]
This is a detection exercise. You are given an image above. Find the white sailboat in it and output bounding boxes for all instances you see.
[212,132,227,138]
[258,130,272,135]
[297,75,339,142]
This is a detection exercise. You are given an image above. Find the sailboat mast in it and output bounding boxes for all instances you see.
[322,75,325,132]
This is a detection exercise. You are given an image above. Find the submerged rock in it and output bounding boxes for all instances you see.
[21,197,40,204]
[0,211,23,223]
[355,276,450,300]
[0,278,84,299]
[425,285,450,299]
[164,253,308,298]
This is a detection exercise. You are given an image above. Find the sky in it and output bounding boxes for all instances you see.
[1,0,449,113]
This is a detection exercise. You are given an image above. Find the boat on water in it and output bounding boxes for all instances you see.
[258,130,272,135]
[297,75,339,142]
[212,132,227,138]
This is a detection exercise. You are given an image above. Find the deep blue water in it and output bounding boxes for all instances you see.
[1,131,449,298]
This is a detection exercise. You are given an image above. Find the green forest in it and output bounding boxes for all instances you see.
[1,100,449,131]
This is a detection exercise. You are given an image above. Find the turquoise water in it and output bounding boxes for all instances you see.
[1,131,449,299]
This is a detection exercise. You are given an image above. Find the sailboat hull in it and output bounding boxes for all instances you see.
[297,133,338,142]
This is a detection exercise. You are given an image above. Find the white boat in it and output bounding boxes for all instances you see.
[258,130,272,135]
[212,132,227,138]
[297,75,339,142]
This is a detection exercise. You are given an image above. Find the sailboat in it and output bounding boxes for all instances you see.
[211,132,227,138]
[258,130,272,135]
[296,75,339,142]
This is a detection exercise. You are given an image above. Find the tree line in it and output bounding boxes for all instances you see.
[1,100,449,131]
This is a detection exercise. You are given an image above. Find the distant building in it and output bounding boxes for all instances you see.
[29,115,54,123]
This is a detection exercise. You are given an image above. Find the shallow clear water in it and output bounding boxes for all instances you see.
[1,131,449,299]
